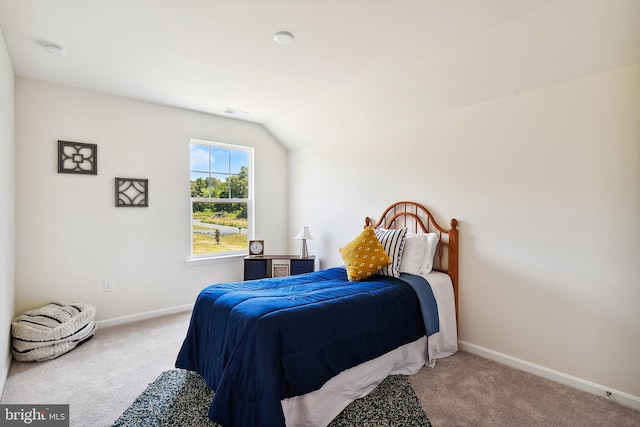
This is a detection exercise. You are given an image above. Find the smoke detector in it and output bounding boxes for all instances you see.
[274,31,294,45]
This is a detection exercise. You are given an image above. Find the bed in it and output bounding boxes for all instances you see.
[176,201,459,427]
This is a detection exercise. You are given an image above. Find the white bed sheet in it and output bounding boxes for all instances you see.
[424,270,459,363]
[281,271,458,427]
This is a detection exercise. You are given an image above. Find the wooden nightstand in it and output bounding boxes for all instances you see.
[244,255,316,280]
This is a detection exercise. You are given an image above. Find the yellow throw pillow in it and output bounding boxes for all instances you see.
[340,227,392,281]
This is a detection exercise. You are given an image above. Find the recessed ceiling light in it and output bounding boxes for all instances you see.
[274,31,294,45]
[43,43,66,56]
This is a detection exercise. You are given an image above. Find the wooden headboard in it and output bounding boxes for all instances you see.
[365,201,459,323]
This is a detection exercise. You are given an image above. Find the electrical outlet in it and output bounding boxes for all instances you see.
[103,279,113,292]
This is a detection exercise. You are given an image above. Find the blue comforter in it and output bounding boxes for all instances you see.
[175,266,438,427]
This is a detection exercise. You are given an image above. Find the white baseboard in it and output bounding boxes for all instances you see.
[96,303,194,329]
[458,340,640,412]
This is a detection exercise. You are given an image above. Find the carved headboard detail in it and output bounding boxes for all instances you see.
[365,201,459,322]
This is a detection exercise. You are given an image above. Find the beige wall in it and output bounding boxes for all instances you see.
[14,78,288,321]
[0,29,15,396]
[289,65,640,398]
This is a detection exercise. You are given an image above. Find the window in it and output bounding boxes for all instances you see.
[190,139,253,258]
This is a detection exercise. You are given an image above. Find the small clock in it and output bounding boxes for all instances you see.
[249,240,264,256]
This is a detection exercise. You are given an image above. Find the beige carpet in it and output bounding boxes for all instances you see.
[1,312,191,426]
[2,311,639,426]
[410,351,640,426]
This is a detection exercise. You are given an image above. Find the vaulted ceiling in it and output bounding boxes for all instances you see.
[1,0,638,150]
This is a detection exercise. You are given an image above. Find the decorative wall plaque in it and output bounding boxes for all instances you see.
[115,178,149,207]
[58,140,98,175]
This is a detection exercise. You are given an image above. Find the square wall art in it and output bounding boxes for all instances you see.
[58,140,98,175]
[115,178,149,207]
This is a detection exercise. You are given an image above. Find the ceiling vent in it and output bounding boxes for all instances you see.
[43,43,66,56]
[224,108,249,116]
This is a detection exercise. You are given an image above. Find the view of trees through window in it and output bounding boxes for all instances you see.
[190,141,251,255]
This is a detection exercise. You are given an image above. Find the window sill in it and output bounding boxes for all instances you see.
[185,253,246,267]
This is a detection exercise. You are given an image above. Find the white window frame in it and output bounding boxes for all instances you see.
[188,138,254,262]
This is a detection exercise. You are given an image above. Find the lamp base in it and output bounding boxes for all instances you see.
[300,240,308,258]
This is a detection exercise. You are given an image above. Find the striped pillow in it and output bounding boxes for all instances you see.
[374,227,408,278]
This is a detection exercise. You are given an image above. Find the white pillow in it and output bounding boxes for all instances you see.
[373,227,408,278]
[421,232,439,274]
[399,232,439,275]
[399,233,429,275]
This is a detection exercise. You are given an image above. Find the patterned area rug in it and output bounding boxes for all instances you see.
[111,369,431,427]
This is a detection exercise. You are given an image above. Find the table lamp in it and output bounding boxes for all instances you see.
[294,226,313,258]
